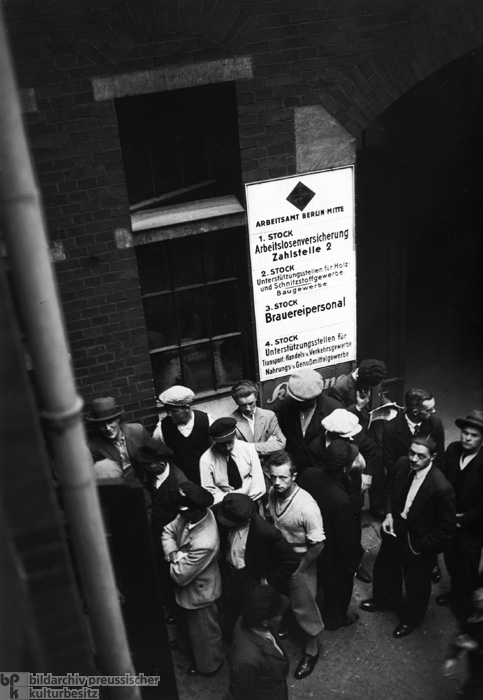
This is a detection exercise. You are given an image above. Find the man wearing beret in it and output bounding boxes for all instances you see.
[199,417,266,506]
[86,396,151,484]
[299,440,361,630]
[437,410,483,620]
[161,482,224,676]
[152,385,212,485]
[227,585,290,700]
[217,492,299,635]
[277,368,341,475]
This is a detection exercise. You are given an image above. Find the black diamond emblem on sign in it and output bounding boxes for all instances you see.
[286,181,316,211]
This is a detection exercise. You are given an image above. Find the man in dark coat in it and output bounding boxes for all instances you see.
[382,387,445,484]
[137,438,189,622]
[227,585,290,700]
[360,435,456,639]
[299,440,361,630]
[87,396,150,484]
[277,368,341,475]
[217,492,299,635]
[437,410,483,620]
[308,407,377,582]
[153,385,212,484]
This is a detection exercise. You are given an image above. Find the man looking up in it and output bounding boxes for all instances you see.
[267,451,325,680]
[153,385,212,485]
[437,410,483,620]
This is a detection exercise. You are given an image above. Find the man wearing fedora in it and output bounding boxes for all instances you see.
[199,417,266,506]
[216,492,299,635]
[86,396,151,484]
[277,368,341,475]
[161,482,224,676]
[152,385,212,485]
[437,410,483,620]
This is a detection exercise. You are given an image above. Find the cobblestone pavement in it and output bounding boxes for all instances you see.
[168,510,468,700]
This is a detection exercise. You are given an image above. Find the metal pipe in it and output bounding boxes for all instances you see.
[0,10,140,698]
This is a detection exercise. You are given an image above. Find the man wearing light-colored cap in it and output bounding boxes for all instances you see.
[152,385,213,485]
[436,410,483,620]
[277,368,341,475]
[307,408,377,583]
[199,417,266,506]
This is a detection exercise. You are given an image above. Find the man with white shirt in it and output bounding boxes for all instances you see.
[200,417,266,506]
[153,385,212,484]
[230,379,286,459]
[360,435,455,638]
[437,410,483,620]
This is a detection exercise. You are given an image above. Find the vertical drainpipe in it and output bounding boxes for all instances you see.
[0,9,141,699]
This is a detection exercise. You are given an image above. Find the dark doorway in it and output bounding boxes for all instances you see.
[356,48,483,435]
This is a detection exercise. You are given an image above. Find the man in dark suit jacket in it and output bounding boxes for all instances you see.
[217,493,299,635]
[227,585,290,700]
[87,396,150,484]
[277,368,341,475]
[360,435,456,638]
[382,387,445,484]
[437,410,483,620]
[299,440,361,630]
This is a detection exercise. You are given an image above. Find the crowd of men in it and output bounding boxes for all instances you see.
[85,364,483,700]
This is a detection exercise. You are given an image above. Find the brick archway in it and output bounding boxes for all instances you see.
[77,0,260,74]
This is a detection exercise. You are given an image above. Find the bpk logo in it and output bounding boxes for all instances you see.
[0,674,28,700]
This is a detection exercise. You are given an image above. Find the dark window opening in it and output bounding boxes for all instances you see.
[115,82,243,211]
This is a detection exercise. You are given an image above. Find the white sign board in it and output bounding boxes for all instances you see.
[245,167,357,381]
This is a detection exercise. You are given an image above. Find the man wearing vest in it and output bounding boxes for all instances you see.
[153,385,212,485]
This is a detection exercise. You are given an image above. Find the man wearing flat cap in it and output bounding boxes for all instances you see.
[199,417,266,506]
[217,493,299,635]
[277,368,341,475]
[161,482,224,676]
[86,396,151,484]
[152,385,212,485]
[437,410,483,620]
[299,440,361,630]
[227,585,290,700]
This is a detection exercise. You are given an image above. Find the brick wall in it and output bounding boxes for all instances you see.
[4,0,482,426]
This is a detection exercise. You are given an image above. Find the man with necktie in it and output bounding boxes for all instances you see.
[360,435,456,638]
[199,417,266,506]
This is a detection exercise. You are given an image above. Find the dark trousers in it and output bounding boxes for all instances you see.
[444,534,482,621]
[372,527,434,626]
[317,562,354,628]
[221,564,262,638]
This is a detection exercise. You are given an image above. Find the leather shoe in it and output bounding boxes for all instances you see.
[342,611,359,627]
[436,592,452,607]
[360,599,382,613]
[278,628,289,640]
[355,565,372,583]
[294,651,319,680]
[431,565,442,583]
[392,623,415,639]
